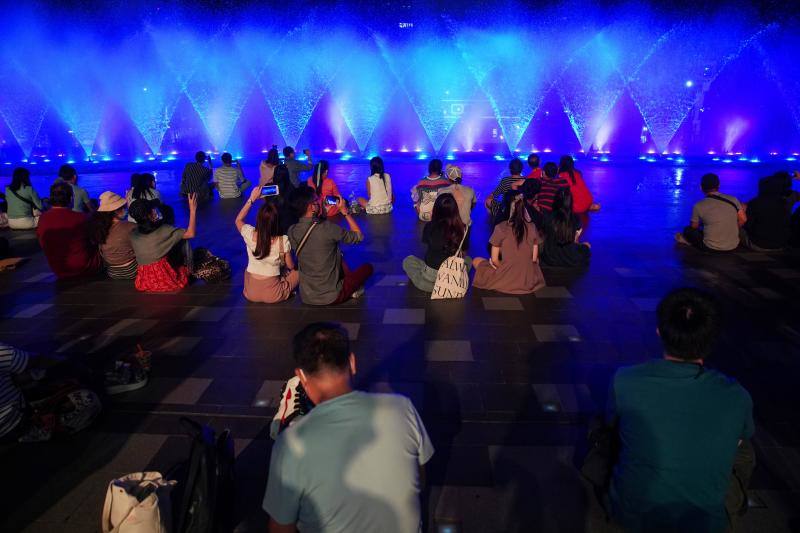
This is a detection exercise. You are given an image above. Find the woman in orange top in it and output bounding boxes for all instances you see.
[307,160,342,217]
[558,155,600,214]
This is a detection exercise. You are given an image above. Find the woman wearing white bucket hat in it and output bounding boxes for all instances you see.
[87,191,137,279]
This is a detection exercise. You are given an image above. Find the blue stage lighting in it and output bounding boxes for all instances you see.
[685,80,694,88]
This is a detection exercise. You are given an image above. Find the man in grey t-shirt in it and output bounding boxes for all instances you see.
[264,323,434,533]
[676,173,746,251]
[283,146,313,188]
[287,186,373,305]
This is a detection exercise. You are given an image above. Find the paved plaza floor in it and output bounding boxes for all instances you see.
[1,160,799,532]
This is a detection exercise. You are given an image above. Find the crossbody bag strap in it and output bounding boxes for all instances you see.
[295,222,318,256]
[10,188,35,207]
[707,194,740,212]
[278,235,286,268]
[455,223,470,256]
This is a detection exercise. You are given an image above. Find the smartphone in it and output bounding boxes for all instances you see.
[325,195,339,206]
[261,185,280,197]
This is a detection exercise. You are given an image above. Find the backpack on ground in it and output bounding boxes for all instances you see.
[171,418,235,533]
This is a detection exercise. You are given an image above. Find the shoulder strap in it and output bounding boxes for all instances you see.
[295,222,318,256]
[9,188,35,207]
[707,194,740,212]
[456,223,470,255]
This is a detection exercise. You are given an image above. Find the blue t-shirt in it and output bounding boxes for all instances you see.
[608,359,754,533]
[263,391,434,532]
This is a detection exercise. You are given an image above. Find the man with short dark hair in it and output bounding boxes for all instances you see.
[264,322,434,533]
[283,146,313,188]
[526,153,543,180]
[676,173,746,251]
[54,164,93,213]
[287,186,373,305]
[213,153,250,199]
[37,181,101,279]
[535,161,569,213]
[608,288,754,532]
[180,151,213,201]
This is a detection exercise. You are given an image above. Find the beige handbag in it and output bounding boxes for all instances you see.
[431,225,471,300]
[101,472,175,533]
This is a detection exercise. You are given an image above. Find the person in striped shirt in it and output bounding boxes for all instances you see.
[180,151,213,201]
[0,342,30,439]
[485,158,525,218]
[213,153,251,199]
[535,162,570,213]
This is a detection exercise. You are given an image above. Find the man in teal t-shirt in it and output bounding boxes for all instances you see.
[608,288,754,533]
[263,323,434,533]
[54,164,93,213]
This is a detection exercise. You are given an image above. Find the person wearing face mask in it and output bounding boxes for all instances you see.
[129,193,198,292]
[88,192,138,279]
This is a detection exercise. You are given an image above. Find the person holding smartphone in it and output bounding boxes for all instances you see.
[283,146,314,188]
[129,193,198,292]
[307,161,342,218]
[287,186,373,305]
[235,186,298,303]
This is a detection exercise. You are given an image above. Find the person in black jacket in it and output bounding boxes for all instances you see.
[744,171,800,250]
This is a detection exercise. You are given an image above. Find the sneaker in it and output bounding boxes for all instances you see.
[674,232,690,246]
[351,286,366,299]
[104,361,148,395]
[269,376,314,440]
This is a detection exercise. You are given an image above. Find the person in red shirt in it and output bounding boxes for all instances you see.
[526,154,544,180]
[36,181,101,279]
[558,155,600,214]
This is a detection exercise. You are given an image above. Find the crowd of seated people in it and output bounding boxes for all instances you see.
[0,151,786,533]
[6,150,800,307]
[0,151,599,301]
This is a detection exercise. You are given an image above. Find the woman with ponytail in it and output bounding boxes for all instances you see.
[306,160,342,217]
[357,156,394,215]
[558,155,600,213]
[472,189,545,294]
[235,186,298,303]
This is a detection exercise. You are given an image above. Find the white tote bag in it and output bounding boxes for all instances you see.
[431,225,470,300]
[101,472,175,533]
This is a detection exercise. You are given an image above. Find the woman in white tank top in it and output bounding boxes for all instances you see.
[357,157,393,215]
